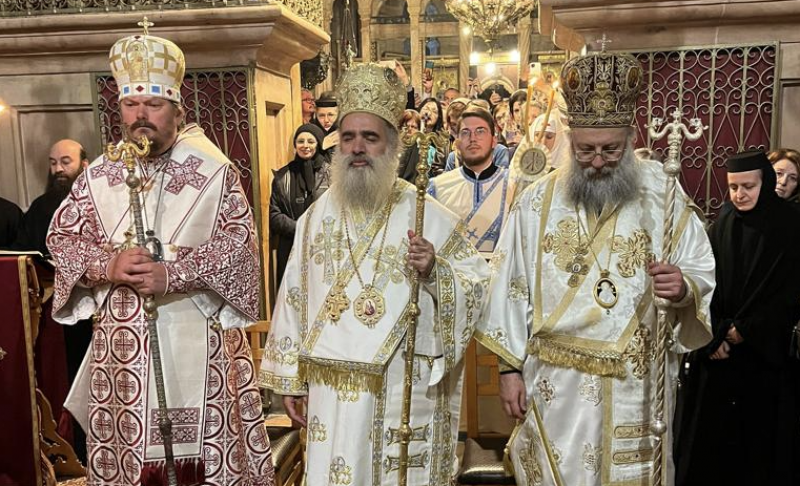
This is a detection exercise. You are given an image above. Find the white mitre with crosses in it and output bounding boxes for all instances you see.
[109,17,185,102]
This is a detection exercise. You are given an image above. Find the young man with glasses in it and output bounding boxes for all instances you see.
[475,47,716,486]
[428,105,511,255]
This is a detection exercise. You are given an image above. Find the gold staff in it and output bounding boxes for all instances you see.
[646,109,706,486]
[106,136,179,486]
[397,128,449,486]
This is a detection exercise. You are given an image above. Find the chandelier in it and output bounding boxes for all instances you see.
[444,0,536,49]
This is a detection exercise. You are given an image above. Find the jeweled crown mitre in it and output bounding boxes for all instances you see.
[560,47,643,128]
[336,63,406,127]
[109,22,185,103]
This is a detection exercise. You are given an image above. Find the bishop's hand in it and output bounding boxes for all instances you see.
[407,230,435,279]
[107,247,167,296]
[648,261,687,302]
[499,372,527,420]
[283,395,308,427]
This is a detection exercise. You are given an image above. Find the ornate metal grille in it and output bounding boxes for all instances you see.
[94,68,256,205]
[630,44,778,219]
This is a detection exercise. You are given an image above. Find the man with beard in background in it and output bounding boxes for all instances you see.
[11,139,89,255]
[428,105,511,255]
[261,62,490,485]
[476,46,716,486]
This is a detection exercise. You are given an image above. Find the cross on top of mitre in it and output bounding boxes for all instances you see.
[138,16,154,36]
[596,33,612,52]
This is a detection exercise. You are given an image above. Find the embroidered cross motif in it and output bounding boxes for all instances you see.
[310,217,344,285]
[164,155,208,194]
[95,449,117,477]
[90,159,126,187]
[92,373,110,396]
[371,241,410,290]
[240,393,261,417]
[612,229,655,278]
[543,218,590,286]
[120,415,139,442]
[93,411,113,439]
[250,426,269,449]
[308,416,328,442]
[93,333,107,358]
[622,325,654,379]
[519,436,544,485]
[116,374,137,402]
[112,288,137,319]
[113,330,136,360]
[537,378,556,405]
[203,446,221,469]
[123,454,139,481]
[329,456,353,485]
[232,360,251,387]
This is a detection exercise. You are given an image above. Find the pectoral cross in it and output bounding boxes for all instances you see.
[566,246,590,288]
[324,282,350,323]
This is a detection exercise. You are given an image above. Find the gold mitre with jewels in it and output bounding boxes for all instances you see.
[109,19,185,103]
[336,63,406,127]
[560,43,643,127]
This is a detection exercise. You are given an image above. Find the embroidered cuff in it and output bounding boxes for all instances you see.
[81,251,113,287]
[498,358,520,374]
[672,277,695,308]
[164,260,209,294]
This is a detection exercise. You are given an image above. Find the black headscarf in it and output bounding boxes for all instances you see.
[312,91,339,136]
[707,150,800,364]
[290,123,327,206]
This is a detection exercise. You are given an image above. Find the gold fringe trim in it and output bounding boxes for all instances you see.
[298,359,384,394]
[527,338,626,379]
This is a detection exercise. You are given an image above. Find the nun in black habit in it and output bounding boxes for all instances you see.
[674,150,800,486]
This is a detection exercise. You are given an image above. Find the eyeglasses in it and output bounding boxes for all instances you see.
[573,147,625,163]
[458,127,490,140]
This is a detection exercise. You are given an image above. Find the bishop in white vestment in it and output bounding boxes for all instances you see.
[260,63,491,486]
[476,47,715,486]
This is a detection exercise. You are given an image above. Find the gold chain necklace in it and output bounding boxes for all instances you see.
[329,188,396,328]
[575,206,619,313]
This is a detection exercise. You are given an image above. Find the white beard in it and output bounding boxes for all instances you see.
[330,149,400,213]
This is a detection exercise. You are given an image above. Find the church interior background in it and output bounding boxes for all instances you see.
[2,0,800,483]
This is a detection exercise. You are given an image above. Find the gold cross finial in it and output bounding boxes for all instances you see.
[597,32,612,52]
[137,16,154,36]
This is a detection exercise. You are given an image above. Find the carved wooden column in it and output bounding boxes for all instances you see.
[459,21,472,94]
[408,0,422,91]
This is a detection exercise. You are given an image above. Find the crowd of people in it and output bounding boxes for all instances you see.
[3,23,798,486]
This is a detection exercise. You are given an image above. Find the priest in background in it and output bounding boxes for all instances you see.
[476,46,716,486]
[47,25,274,485]
[12,139,88,255]
[261,62,490,485]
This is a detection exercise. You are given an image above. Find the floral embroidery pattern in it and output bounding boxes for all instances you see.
[612,229,655,278]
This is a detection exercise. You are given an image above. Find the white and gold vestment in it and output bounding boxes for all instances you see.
[476,159,715,486]
[260,180,490,485]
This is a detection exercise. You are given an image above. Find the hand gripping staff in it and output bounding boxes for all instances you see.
[646,110,706,486]
[397,128,449,486]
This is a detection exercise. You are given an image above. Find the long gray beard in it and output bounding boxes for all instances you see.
[330,149,400,212]
[565,142,640,214]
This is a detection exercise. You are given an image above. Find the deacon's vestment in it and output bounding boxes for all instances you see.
[428,164,511,254]
[260,180,490,485]
[477,159,715,486]
[48,124,275,486]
